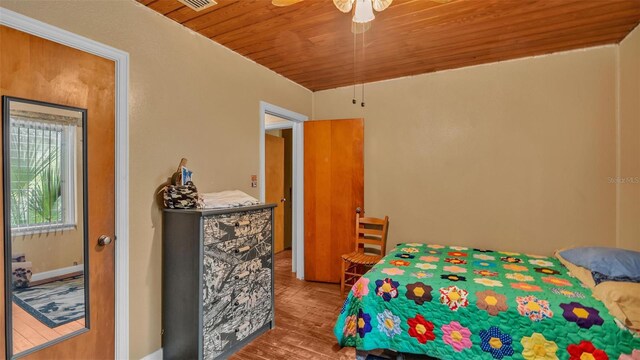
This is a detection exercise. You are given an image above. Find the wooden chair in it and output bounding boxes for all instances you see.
[340,213,389,297]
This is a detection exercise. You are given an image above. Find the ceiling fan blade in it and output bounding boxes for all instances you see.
[334,0,355,13]
[430,0,454,3]
[272,0,304,7]
[373,0,392,12]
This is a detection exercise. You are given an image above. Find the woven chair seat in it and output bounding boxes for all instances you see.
[341,251,381,265]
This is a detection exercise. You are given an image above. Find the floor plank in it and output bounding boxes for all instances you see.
[12,302,86,354]
[231,250,355,360]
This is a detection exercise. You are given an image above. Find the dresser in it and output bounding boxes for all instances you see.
[162,204,275,360]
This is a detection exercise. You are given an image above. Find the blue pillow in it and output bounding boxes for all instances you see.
[559,247,640,279]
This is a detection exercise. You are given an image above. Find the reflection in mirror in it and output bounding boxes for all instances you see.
[3,97,88,357]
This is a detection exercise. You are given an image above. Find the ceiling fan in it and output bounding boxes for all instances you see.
[273,0,392,23]
[270,0,455,105]
[272,0,454,12]
[270,0,392,32]
[272,0,455,28]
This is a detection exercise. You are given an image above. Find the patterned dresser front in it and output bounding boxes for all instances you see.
[162,204,275,360]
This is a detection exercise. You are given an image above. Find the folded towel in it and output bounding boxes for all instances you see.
[198,190,259,209]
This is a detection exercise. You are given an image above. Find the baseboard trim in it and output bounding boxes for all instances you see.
[141,348,162,360]
[31,264,83,282]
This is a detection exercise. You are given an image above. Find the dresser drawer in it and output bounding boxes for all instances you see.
[204,231,271,260]
[232,233,272,261]
[203,208,272,245]
[202,256,271,359]
[203,323,232,360]
[225,255,271,287]
[202,256,272,317]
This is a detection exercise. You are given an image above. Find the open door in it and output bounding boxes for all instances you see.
[304,118,364,283]
[266,134,285,253]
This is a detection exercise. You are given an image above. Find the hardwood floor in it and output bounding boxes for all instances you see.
[12,303,85,354]
[231,250,355,360]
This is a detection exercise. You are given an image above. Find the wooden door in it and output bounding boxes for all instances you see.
[0,26,115,358]
[282,130,293,250]
[304,119,364,283]
[265,134,285,254]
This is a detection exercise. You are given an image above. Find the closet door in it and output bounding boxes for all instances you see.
[265,134,285,253]
[304,118,364,283]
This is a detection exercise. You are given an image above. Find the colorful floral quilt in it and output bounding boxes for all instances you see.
[334,243,640,360]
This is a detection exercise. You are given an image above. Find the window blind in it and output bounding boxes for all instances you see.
[9,117,70,233]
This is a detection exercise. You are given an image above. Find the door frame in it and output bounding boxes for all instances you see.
[259,101,307,279]
[0,8,130,359]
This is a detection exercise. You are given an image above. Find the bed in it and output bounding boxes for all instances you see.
[334,243,640,360]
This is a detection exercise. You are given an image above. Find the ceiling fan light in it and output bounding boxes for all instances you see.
[351,21,371,34]
[353,0,375,23]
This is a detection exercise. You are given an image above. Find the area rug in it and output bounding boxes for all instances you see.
[13,275,85,328]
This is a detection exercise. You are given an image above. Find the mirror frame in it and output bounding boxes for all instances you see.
[2,96,90,359]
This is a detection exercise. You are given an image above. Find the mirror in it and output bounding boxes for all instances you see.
[2,97,88,358]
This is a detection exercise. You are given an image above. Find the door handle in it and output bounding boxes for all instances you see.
[281,198,286,203]
[356,207,362,214]
[235,246,251,254]
[98,235,112,246]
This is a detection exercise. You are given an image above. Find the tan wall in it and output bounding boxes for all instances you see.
[265,129,283,137]
[0,1,312,358]
[313,46,619,256]
[618,25,640,251]
[12,230,83,275]
[265,113,292,128]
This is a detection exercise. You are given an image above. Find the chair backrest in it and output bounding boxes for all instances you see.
[355,213,389,257]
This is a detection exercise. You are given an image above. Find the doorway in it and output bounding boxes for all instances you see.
[259,102,306,279]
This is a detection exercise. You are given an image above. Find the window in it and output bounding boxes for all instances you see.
[9,115,76,234]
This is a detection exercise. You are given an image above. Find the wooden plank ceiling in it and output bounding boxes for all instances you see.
[139,0,640,91]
